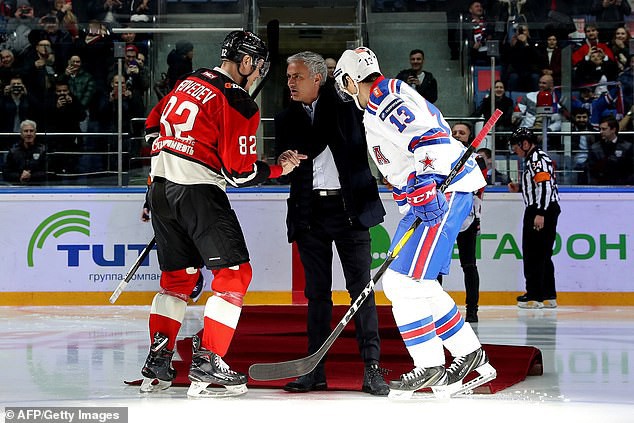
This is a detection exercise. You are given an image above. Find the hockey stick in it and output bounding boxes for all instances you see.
[109,22,281,304]
[250,19,279,99]
[248,109,503,381]
[109,238,156,304]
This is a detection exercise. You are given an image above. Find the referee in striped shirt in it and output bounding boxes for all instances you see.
[508,128,561,309]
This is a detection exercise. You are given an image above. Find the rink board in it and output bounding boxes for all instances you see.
[0,188,632,305]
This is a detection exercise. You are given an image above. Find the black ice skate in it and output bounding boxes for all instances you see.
[387,365,448,400]
[187,335,248,398]
[436,347,497,397]
[140,332,176,393]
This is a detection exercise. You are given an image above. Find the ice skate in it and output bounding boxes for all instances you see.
[387,365,448,400]
[140,332,176,393]
[542,299,558,309]
[517,294,543,309]
[187,335,248,398]
[437,348,496,397]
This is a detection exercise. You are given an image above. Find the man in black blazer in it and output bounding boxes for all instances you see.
[275,51,388,395]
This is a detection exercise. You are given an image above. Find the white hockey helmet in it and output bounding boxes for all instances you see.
[334,47,381,109]
[334,47,381,87]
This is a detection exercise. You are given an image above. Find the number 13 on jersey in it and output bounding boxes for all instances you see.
[389,105,415,133]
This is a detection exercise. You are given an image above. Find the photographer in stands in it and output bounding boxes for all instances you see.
[0,76,36,133]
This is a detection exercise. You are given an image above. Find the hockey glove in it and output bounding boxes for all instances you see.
[406,178,448,227]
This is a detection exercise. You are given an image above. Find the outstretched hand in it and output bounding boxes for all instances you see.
[278,150,307,175]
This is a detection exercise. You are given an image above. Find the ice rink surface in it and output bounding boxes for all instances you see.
[1,305,633,423]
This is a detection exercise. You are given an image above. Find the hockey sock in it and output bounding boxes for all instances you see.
[430,289,480,357]
[392,301,445,368]
[382,269,445,368]
[202,291,244,356]
[148,292,187,350]
[201,264,251,356]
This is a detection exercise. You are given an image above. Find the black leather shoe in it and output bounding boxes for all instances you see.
[466,306,478,323]
[283,367,327,393]
[362,361,389,396]
[465,310,478,323]
[517,294,533,302]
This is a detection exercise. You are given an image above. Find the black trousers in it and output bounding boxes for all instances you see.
[295,194,381,367]
[522,203,561,302]
[456,218,480,310]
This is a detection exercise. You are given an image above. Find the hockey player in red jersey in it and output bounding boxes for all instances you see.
[140,30,305,397]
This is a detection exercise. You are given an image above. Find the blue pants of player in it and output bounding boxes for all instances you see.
[389,191,473,280]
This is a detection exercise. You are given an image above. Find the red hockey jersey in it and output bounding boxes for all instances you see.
[146,67,281,188]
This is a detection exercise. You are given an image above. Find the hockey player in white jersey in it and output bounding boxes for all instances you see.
[334,47,496,399]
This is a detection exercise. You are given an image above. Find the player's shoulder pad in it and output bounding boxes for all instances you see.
[192,68,220,84]
[368,78,404,116]
[196,68,259,119]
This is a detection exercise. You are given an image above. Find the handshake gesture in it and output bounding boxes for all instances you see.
[277,149,307,176]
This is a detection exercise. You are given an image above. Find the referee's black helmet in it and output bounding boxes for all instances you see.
[508,127,537,145]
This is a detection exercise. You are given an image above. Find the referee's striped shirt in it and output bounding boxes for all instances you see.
[520,147,560,213]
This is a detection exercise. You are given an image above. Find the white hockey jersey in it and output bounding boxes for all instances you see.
[363,77,485,211]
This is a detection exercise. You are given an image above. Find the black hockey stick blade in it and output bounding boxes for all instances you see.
[247,109,503,381]
[109,237,156,304]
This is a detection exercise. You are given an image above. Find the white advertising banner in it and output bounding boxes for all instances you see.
[0,192,292,294]
[0,190,632,293]
[428,192,633,293]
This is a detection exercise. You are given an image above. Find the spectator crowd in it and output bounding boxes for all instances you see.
[1,0,633,185]
[457,0,634,185]
[0,0,155,183]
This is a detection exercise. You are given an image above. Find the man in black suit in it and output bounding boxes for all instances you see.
[275,51,389,396]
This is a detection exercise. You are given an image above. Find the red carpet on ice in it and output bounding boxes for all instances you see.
[127,305,543,394]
